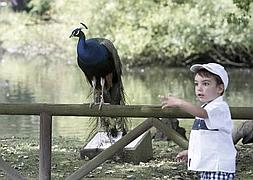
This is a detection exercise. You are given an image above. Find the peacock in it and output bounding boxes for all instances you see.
[70,23,128,138]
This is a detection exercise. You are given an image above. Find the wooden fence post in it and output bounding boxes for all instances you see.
[39,112,52,180]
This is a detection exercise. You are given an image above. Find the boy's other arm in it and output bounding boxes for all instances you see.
[176,150,188,162]
[161,96,208,118]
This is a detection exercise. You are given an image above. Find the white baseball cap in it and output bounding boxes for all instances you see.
[190,63,229,90]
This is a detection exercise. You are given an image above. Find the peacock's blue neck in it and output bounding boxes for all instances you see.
[77,38,109,65]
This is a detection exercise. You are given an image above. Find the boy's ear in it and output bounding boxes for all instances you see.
[217,84,224,94]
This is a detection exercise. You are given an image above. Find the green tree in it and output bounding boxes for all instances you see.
[86,0,252,67]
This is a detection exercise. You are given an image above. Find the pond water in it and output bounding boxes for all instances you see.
[0,55,252,139]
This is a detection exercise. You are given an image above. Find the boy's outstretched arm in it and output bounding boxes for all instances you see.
[161,96,208,119]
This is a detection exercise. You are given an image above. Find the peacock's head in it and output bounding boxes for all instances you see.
[69,23,88,38]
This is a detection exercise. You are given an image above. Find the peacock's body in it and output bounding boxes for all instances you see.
[70,23,128,138]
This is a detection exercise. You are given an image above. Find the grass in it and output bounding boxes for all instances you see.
[1,136,253,179]
[1,0,252,68]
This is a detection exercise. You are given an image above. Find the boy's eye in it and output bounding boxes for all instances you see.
[194,82,198,86]
[203,82,209,86]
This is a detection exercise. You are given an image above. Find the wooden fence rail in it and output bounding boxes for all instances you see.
[0,103,252,180]
[0,103,252,119]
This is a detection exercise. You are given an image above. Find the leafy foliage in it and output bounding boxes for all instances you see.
[27,0,52,17]
[227,0,253,28]
[86,0,253,67]
[9,0,52,18]
[4,0,253,67]
[233,0,253,12]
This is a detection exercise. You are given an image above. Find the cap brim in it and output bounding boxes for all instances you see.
[190,64,204,72]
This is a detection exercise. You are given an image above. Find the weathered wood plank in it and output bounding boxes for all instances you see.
[0,103,252,119]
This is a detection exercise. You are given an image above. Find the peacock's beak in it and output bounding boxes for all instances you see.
[69,33,73,38]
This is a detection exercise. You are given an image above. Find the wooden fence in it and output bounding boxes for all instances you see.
[0,103,252,180]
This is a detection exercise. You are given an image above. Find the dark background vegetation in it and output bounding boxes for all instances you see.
[2,0,253,68]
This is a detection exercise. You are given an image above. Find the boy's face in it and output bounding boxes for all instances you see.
[194,73,224,103]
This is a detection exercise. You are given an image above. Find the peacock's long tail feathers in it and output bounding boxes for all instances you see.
[86,81,129,140]
[85,38,129,139]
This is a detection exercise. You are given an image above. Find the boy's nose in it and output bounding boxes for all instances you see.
[196,85,203,91]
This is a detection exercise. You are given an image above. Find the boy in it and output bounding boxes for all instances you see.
[161,63,237,180]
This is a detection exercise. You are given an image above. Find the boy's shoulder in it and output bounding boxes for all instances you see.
[209,96,228,106]
[205,96,230,113]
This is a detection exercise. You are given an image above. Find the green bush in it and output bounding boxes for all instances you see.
[86,0,253,66]
[28,0,52,17]
[4,0,253,67]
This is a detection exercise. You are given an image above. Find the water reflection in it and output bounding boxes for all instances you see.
[0,55,252,138]
[124,67,195,105]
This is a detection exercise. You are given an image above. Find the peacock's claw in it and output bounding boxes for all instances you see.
[98,102,103,110]
[98,102,109,110]
[89,102,95,109]
[89,101,101,109]
[98,94,104,110]
[89,101,109,110]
